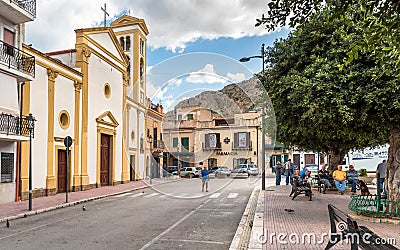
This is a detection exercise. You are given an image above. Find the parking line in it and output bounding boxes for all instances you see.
[227,193,238,199]
[144,193,159,198]
[129,193,145,198]
[114,193,133,198]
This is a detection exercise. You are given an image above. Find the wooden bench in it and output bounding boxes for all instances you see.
[325,204,397,250]
[289,176,312,201]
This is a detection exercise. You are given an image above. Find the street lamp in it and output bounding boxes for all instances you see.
[239,44,266,190]
[25,113,35,211]
[147,134,153,184]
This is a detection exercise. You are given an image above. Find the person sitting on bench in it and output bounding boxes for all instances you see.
[297,170,312,196]
[333,165,347,195]
[318,165,332,194]
[346,164,359,195]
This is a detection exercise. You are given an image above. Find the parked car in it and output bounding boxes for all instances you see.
[209,166,219,174]
[231,165,248,178]
[165,166,178,174]
[235,164,259,176]
[179,167,200,178]
[214,166,231,177]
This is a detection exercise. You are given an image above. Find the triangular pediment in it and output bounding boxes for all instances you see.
[76,27,128,68]
[110,15,149,35]
[96,111,119,128]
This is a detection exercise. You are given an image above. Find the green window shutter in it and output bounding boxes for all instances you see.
[173,138,178,147]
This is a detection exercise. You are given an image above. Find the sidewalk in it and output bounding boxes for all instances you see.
[259,185,400,249]
[0,177,177,222]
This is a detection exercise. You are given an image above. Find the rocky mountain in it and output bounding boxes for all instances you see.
[164,76,262,120]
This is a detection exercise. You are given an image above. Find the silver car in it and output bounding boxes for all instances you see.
[214,166,231,177]
[238,164,259,176]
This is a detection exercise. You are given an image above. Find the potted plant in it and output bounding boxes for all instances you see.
[184,172,192,178]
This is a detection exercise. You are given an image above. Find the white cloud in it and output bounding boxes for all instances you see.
[227,72,246,83]
[186,64,228,84]
[25,0,270,52]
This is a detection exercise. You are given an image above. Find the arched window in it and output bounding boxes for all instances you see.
[126,55,131,76]
[140,58,144,86]
[119,37,125,50]
[126,36,131,51]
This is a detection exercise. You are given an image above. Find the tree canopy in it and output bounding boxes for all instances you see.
[257,0,400,79]
[261,10,398,169]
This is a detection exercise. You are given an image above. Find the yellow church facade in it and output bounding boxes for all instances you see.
[16,15,149,200]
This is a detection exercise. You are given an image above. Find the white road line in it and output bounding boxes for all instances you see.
[114,193,132,197]
[227,193,238,199]
[210,193,221,198]
[0,216,72,240]
[129,193,145,198]
[144,193,159,198]
[139,200,209,250]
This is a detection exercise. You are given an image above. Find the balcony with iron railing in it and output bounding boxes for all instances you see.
[0,0,36,23]
[0,41,35,81]
[0,113,35,138]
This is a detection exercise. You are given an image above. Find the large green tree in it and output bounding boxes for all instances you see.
[256,0,400,79]
[261,10,400,202]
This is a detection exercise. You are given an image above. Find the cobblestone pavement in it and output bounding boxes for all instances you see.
[263,185,400,250]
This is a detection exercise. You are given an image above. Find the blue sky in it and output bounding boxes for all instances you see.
[25,0,290,110]
[147,31,289,74]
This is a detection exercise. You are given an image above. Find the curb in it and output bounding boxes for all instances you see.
[230,185,261,250]
[0,179,178,223]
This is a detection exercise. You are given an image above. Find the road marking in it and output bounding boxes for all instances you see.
[144,193,159,198]
[114,193,132,197]
[169,239,228,245]
[129,193,145,198]
[0,216,72,240]
[227,193,238,199]
[139,200,209,250]
[210,193,221,198]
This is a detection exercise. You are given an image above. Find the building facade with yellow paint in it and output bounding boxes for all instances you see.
[0,1,36,203]
[7,15,150,202]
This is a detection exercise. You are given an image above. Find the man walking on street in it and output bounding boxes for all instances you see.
[275,161,282,185]
[200,162,209,192]
[376,159,387,196]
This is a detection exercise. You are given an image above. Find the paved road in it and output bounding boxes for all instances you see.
[0,177,260,250]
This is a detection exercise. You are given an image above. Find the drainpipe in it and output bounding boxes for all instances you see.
[16,81,26,201]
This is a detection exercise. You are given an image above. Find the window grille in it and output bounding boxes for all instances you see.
[1,153,14,183]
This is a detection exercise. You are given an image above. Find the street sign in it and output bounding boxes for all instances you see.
[64,136,73,147]
[63,136,72,203]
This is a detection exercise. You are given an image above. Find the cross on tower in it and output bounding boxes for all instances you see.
[101,3,109,27]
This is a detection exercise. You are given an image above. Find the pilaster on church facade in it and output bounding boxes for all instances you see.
[5,14,151,203]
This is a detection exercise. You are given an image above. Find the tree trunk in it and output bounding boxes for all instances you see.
[329,153,342,173]
[328,149,349,174]
[387,129,400,202]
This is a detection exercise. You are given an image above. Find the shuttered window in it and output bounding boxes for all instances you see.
[234,132,250,148]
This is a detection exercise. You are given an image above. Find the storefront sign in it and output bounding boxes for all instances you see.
[216,151,238,155]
